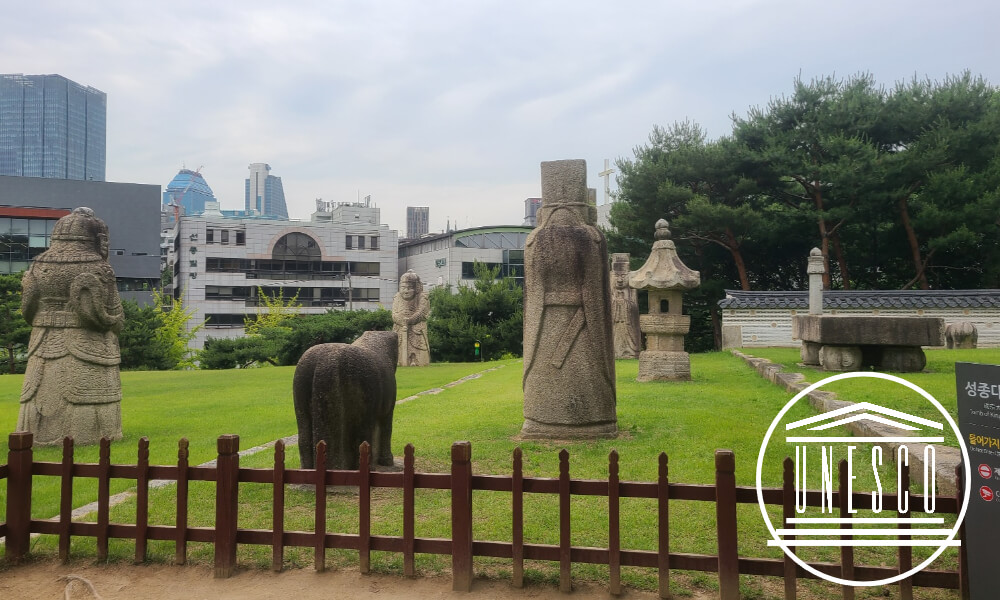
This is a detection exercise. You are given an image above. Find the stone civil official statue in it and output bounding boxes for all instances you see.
[521,160,616,439]
[17,207,124,445]
[392,270,431,366]
[610,253,641,359]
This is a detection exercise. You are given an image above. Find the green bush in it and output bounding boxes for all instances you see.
[428,262,523,362]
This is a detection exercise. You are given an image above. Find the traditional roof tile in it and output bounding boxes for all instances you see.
[718,290,1000,310]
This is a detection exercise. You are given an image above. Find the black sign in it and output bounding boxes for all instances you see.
[955,362,1000,599]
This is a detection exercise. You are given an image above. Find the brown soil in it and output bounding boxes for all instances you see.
[1,559,701,600]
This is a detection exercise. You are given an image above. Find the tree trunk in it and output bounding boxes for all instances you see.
[7,343,15,375]
[831,233,851,290]
[725,227,751,291]
[814,188,831,289]
[898,197,930,290]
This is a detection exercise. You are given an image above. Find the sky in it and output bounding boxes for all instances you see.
[4,1,998,234]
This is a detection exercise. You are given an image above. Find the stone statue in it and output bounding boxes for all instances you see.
[945,321,978,349]
[392,270,430,366]
[610,253,640,359]
[292,330,399,470]
[17,207,124,445]
[522,159,616,439]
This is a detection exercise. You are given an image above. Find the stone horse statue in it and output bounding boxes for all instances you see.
[292,330,398,470]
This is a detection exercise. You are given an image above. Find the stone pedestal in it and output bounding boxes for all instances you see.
[793,314,944,372]
[800,341,821,365]
[636,311,691,381]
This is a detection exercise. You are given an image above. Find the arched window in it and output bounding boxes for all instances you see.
[272,232,321,260]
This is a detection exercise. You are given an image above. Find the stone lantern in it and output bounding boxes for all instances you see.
[628,219,700,381]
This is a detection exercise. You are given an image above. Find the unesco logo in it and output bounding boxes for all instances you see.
[756,372,972,587]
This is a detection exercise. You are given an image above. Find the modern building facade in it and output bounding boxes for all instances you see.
[719,289,1000,348]
[406,206,429,239]
[397,225,532,291]
[0,74,106,181]
[162,168,217,219]
[245,163,288,219]
[169,202,398,350]
[0,175,161,303]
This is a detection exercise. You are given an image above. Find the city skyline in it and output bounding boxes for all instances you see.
[4,2,997,235]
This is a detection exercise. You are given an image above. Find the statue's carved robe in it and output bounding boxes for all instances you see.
[18,251,123,445]
[611,285,641,359]
[522,217,616,432]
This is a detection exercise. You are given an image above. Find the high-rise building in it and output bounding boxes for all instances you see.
[406,206,429,239]
[245,163,288,219]
[522,197,541,227]
[163,168,217,219]
[0,74,106,181]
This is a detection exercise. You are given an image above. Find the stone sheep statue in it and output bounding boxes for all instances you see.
[945,321,978,349]
[292,331,398,470]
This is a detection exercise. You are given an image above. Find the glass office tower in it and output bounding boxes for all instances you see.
[245,163,289,219]
[0,74,106,181]
[163,168,218,217]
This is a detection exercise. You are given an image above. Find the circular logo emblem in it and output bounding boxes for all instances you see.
[980,486,994,502]
[756,371,971,587]
[979,464,992,479]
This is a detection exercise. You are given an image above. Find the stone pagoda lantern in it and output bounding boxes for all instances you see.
[628,219,700,381]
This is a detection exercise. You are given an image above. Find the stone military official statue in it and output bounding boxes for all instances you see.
[17,207,124,445]
[521,159,617,439]
[392,270,431,366]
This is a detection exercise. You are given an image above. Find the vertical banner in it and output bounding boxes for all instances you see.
[955,362,1000,599]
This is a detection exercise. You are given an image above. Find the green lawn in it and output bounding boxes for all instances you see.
[0,361,500,520]
[3,352,976,598]
[742,347,1000,431]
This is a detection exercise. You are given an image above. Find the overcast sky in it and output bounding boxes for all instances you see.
[4,1,997,233]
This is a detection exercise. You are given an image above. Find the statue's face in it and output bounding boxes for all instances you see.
[400,280,417,300]
[614,271,628,289]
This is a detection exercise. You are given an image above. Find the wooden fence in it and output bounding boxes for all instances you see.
[1,432,970,599]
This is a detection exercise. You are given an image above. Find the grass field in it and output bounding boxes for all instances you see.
[3,350,986,598]
[742,347,1000,430]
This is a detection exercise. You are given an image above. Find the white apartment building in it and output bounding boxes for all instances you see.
[169,202,398,350]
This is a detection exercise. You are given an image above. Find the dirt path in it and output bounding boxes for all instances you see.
[2,559,684,600]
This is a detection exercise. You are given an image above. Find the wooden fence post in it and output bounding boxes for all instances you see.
[559,449,571,593]
[512,447,524,589]
[316,441,328,573]
[96,438,111,562]
[782,456,796,600]
[658,452,670,600]
[898,459,912,600]
[451,441,473,592]
[403,443,415,578]
[5,432,33,563]
[838,459,854,600]
[175,438,189,565]
[214,434,240,578]
[58,436,74,564]
[272,439,285,572]
[957,464,970,600]
[135,437,150,564]
[608,450,621,596]
[715,449,739,600]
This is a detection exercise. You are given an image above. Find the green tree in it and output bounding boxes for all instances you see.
[0,272,31,374]
[154,289,202,369]
[428,262,523,362]
[733,73,886,290]
[880,72,1000,289]
[272,308,393,367]
[119,299,171,370]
